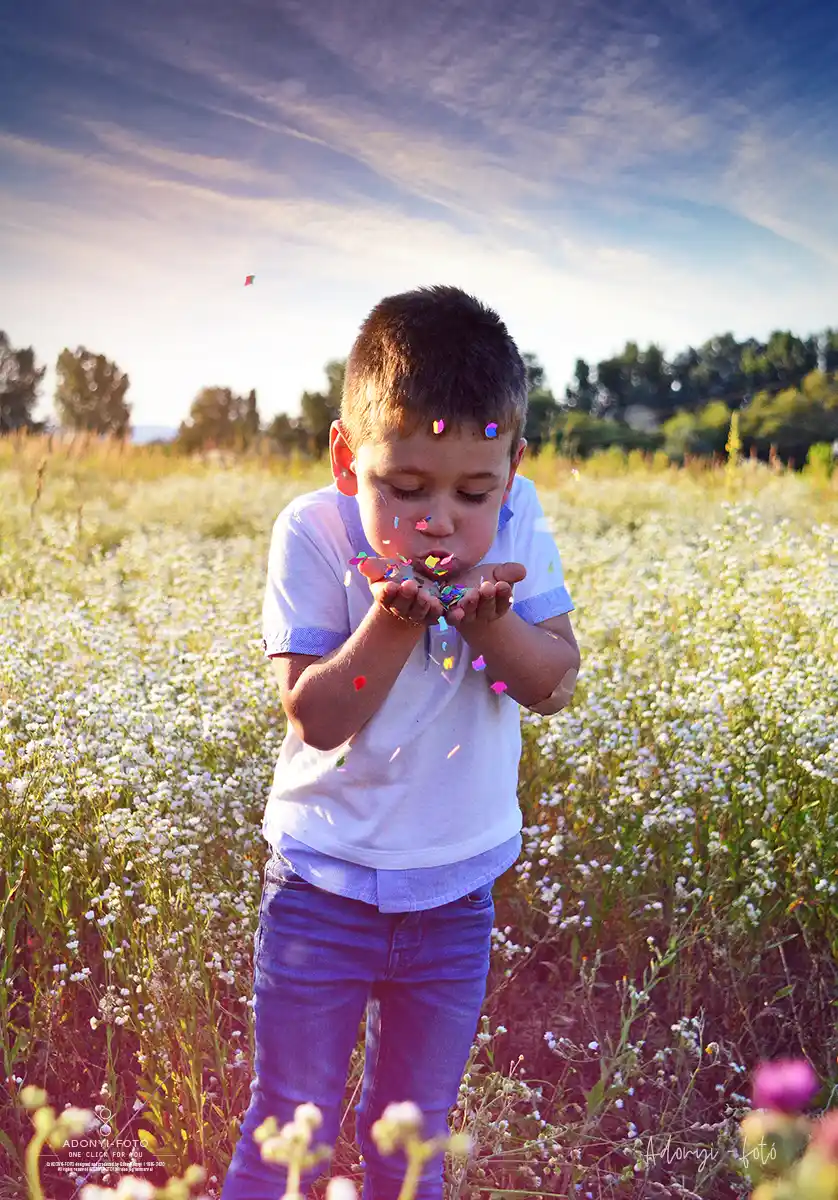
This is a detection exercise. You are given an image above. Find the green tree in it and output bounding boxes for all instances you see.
[564,359,597,414]
[739,376,838,462]
[176,386,262,452]
[0,331,46,433]
[266,411,310,456]
[55,347,131,436]
[521,351,546,392]
[299,359,345,458]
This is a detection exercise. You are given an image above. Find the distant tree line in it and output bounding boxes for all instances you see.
[2,327,838,469]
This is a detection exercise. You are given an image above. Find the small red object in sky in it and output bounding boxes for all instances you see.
[244,275,255,286]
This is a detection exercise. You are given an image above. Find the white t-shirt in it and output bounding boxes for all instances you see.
[261,473,574,869]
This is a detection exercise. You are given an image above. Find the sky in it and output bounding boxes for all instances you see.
[1,0,837,433]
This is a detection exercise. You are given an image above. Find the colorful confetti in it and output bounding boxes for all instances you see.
[471,655,486,671]
[389,747,401,762]
[433,419,445,434]
[447,745,460,759]
[424,555,441,569]
[415,519,430,532]
[485,422,498,438]
[443,656,454,670]
[244,275,255,286]
[490,680,508,694]
[353,676,366,690]
[344,570,352,587]
[394,516,400,528]
[438,615,449,632]
[349,553,369,565]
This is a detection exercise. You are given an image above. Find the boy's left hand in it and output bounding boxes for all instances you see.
[443,562,526,629]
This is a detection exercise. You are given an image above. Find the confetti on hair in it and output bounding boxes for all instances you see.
[244,275,255,286]
[490,680,508,694]
[433,418,445,434]
[485,422,498,438]
[472,655,486,671]
[447,744,460,759]
[443,656,454,670]
[353,675,366,690]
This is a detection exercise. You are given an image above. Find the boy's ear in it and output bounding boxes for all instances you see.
[503,438,527,501]
[330,421,357,495]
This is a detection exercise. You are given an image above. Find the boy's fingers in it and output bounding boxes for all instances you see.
[492,562,527,586]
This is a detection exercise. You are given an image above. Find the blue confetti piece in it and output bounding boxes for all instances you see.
[438,615,448,632]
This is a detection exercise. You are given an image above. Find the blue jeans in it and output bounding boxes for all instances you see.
[220,854,495,1200]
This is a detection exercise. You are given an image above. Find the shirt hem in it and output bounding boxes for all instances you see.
[264,810,523,869]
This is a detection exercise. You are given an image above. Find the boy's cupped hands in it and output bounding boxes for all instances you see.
[358,557,526,631]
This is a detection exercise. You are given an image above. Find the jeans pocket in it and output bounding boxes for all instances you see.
[264,853,311,891]
[464,881,494,907]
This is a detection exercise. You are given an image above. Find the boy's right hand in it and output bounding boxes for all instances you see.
[357,558,444,627]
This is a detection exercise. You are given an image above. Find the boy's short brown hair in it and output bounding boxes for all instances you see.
[340,285,528,457]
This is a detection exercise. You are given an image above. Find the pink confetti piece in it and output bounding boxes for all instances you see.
[353,675,366,690]
[433,418,445,434]
[415,520,429,532]
[490,680,508,694]
[471,655,486,671]
[244,275,255,286]
[349,553,369,565]
[485,422,498,438]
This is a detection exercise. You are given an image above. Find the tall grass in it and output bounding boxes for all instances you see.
[1,435,837,1199]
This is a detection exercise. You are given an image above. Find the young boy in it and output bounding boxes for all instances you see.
[221,285,580,1200]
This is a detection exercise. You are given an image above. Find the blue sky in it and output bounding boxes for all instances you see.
[1,0,837,430]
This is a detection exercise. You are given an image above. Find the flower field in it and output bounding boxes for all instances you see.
[1,437,837,1200]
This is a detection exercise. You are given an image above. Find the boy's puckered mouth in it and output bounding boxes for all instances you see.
[412,551,457,578]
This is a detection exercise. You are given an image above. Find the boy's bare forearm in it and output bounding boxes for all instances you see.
[463,610,580,709]
[289,606,425,751]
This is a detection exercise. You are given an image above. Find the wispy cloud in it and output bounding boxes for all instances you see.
[1,0,837,426]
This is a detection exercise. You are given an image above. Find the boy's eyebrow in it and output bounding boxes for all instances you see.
[381,467,500,481]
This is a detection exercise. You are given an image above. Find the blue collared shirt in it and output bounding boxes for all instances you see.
[271,829,523,913]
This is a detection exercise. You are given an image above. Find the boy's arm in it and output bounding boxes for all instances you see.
[462,609,580,715]
[271,603,425,752]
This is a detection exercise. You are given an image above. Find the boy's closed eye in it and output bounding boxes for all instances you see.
[390,486,490,505]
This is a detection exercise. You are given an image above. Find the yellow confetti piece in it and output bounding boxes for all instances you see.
[447,744,460,758]
[433,419,445,434]
[425,555,441,568]
[443,656,454,669]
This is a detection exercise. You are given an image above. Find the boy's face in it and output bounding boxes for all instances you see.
[330,420,527,579]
